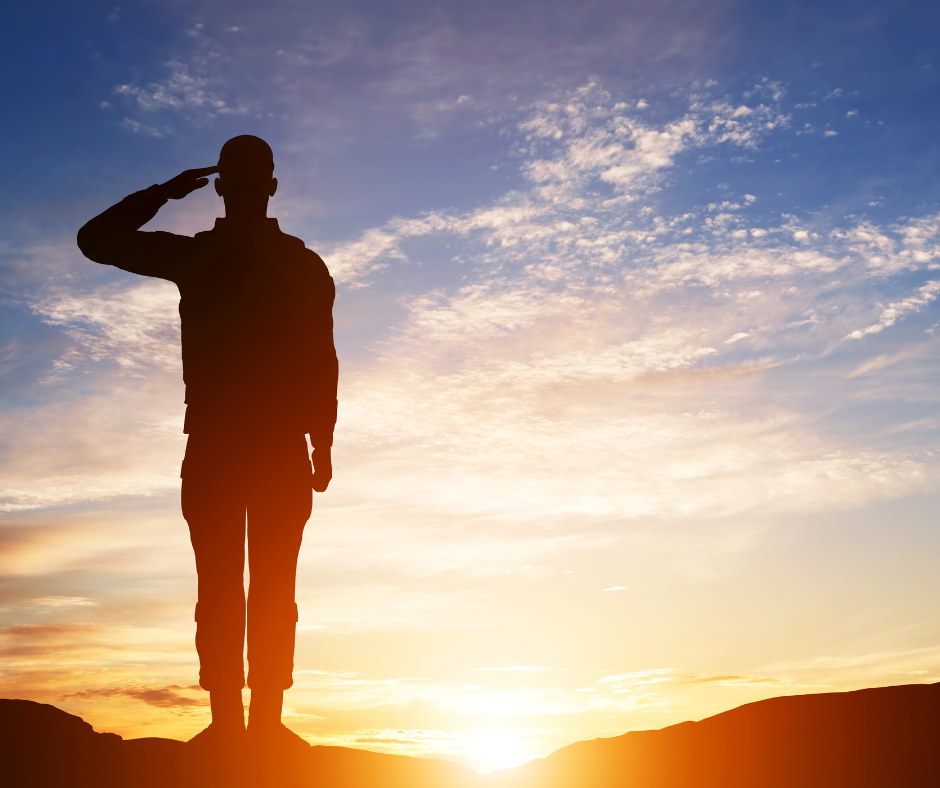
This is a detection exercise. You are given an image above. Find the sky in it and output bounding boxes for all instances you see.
[3,0,940,774]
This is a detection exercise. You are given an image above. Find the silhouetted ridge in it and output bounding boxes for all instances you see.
[0,699,123,786]
[488,681,940,787]
[4,682,940,786]
[0,698,479,787]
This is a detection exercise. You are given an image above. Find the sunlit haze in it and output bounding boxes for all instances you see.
[3,0,940,774]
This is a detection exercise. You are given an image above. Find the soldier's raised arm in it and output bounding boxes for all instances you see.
[77,167,218,281]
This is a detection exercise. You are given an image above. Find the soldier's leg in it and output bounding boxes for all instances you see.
[245,433,312,725]
[181,434,249,716]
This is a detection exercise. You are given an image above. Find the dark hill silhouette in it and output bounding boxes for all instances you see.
[488,681,940,788]
[0,698,480,787]
[3,682,939,787]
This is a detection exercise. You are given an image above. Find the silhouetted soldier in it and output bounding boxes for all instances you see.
[77,136,337,753]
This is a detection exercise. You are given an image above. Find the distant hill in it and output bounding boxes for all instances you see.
[3,682,939,787]
[487,682,940,788]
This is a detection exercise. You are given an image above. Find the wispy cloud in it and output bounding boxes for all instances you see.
[32,281,181,372]
[119,118,167,137]
[0,623,99,657]
[845,280,940,339]
[682,674,800,688]
[474,666,556,672]
[113,57,249,131]
[595,669,680,691]
[292,669,590,717]
[29,597,97,608]
[346,726,540,771]
[60,684,206,710]
[766,645,940,674]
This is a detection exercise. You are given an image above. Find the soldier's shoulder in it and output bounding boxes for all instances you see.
[281,234,331,277]
[304,248,332,277]
[278,230,307,250]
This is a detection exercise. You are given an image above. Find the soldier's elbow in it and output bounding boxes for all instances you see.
[76,224,94,259]
[76,223,105,262]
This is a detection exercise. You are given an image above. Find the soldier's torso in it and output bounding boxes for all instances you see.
[175,221,326,423]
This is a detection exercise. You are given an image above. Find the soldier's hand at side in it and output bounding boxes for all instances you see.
[312,446,332,493]
[157,167,219,200]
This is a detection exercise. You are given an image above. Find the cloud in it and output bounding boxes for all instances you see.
[682,674,796,687]
[102,0,735,150]
[474,666,555,672]
[845,281,940,339]
[32,280,182,372]
[29,597,97,608]
[340,726,541,771]
[292,670,590,717]
[322,83,790,284]
[113,58,248,128]
[0,623,98,657]
[119,118,166,137]
[595,669,679,691]
[767,645,940,673]
[0,391,183,511]
[295,582,497,633]
[0,275,187,511]
[60,684,206,710]
[352,728,472,748]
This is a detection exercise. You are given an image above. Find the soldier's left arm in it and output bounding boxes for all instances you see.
[306,250,338,492]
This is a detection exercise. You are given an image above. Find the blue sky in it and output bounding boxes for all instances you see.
[4,0,940,773]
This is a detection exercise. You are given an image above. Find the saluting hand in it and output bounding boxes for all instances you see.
[157,167,219,200]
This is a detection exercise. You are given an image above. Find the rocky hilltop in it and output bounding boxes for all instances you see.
[488,681,940,787]
[0,698,478,788]
[3,682,939,787]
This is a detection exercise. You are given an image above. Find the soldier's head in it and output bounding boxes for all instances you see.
[214,135,277,213]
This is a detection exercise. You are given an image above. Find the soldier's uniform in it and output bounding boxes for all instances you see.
[78,185,337,692]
